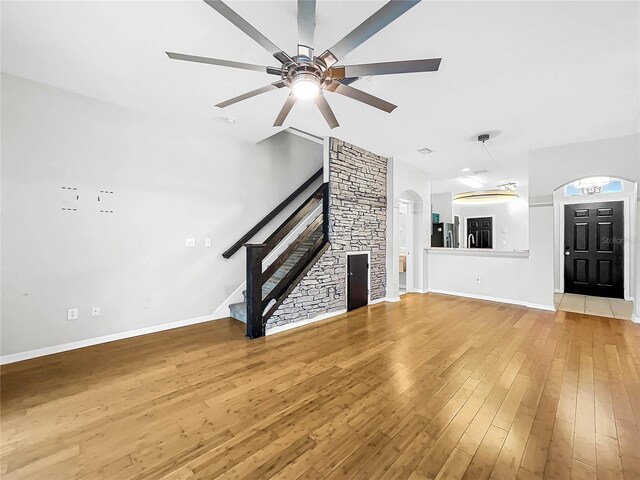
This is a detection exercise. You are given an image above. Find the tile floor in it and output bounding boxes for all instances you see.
[554,292,634,319]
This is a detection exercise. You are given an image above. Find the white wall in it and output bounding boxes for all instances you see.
[1,73,323,359]
[453,193,529,251]
[431,192,452,224]
[530,135,639,198]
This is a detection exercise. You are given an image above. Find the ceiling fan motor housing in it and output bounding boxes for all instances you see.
[284,60,326,89]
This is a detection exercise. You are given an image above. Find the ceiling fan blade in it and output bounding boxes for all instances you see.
[203,0,286,61]
[273,95,297,126]
[340,77,360,85]
[334,58,441,78]
[298,0,316,53]
[166,52,282,75]
[314,95,339,129]
[319,0,420,66]
[216,81,285,108]
[326,81,396,113]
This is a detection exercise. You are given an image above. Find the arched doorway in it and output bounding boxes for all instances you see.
[398,190,424,295]
[553,176,636,319]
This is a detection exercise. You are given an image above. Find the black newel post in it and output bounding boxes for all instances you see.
[245,243,265,339]
[322,183,330,243]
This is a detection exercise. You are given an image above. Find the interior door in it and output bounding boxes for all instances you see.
[564,201,624,298]
[347,254,369,311]
[467,217,493,248]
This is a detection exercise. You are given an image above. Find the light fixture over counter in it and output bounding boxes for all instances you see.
[452,189,519,204]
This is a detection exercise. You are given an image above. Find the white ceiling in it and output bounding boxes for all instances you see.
[2,1,639,193]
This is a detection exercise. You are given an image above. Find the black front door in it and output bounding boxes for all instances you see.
[347,254,368,311]
[564,201,624,298]
[467,217,493,248]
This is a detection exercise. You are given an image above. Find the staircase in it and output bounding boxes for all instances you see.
[229,223,324,323]
[222,169,330,338]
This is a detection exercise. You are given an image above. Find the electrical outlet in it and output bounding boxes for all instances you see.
[91,306,100,317]
[475,275,481,284]
[67,308,78,320]
[185,238,196,247]
[205,238,212,248]
[142,298,150,309]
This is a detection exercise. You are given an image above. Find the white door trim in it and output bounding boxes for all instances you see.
[399,199,413,292]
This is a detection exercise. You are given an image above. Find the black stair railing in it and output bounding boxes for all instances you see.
[245,182,330,339]
[222,167,323,259]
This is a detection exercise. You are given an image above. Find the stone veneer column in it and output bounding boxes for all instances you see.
[267,138,387,329]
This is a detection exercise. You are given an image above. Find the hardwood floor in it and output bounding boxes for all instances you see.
[1,293,639,479]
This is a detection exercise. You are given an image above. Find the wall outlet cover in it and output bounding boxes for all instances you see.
[67,308,78,320]
[142,298,150,309]
[91,306,100,317]
[185,238,196,247]
[475,275,481,284]
[205,238,212,248]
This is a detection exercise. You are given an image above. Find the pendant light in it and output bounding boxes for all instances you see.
[453,189,519,204]
[452,134,519,204]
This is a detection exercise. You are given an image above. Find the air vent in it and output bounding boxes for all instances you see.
[473,169,487,175]
[418,147,433,155]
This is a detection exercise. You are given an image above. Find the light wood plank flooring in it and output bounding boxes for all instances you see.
[2,293,639,479]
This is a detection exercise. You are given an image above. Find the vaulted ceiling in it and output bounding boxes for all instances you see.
[2,1,638,192]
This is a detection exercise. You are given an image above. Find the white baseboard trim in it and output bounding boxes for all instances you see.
[427,289,556,312]
[554,288,563,293]
[369,297,388,305]
[0,313,220,365]
[385,297,401,302]
[266,309,347,336]
[632,313,639,324]
[410,289,429,294]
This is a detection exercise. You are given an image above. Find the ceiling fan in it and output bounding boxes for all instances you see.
[166,0,441,129]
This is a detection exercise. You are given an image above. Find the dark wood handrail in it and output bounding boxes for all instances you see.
[222,168,323,259]
[263,183,326,253]
[262,214,323,282]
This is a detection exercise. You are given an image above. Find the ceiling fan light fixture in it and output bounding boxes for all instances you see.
[291,74,321,100]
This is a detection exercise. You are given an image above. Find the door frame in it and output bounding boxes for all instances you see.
[462,215,495,249]
[559,195,630,299]
[398,198,413,292]
[346,251,371,308]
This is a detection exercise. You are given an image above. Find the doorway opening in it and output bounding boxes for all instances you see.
[398,190,423,296]
[466,216,494,249]
[553,176,636,319]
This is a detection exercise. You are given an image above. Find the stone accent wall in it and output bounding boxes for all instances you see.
[267,138,387,329]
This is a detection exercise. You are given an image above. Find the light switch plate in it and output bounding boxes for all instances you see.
[67,308,79,320]
[185,238,196,247]
[205,238,212,248]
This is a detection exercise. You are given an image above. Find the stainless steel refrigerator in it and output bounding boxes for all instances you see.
[431,222,456,248]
